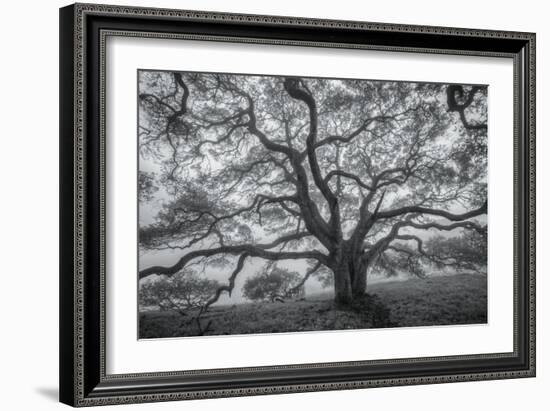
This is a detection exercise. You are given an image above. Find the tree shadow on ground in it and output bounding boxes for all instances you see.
[338,293,396,328]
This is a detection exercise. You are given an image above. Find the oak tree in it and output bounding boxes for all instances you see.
[138,71,487,305]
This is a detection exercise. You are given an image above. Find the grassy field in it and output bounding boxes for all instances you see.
[139,273,487,339]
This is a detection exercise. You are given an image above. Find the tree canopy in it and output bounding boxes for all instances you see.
[138,70,487,304]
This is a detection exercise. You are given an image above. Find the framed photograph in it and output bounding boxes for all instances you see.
[59,3,535,407]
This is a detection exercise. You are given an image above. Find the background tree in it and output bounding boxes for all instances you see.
[242,267,301,303]
[138,71,487,305]
[139,271,220,335]
[374,227,487,278]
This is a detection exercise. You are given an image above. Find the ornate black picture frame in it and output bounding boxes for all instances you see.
[59,3,535,407]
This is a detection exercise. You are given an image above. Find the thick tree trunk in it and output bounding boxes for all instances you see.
[352,265,367,297]
[332,254,368,305]
[334,265,353,304]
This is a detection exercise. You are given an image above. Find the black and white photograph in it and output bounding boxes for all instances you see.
[137,70,488,339]
[0,0,543,408]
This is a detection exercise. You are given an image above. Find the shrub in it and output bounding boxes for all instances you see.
[242,267,300,302]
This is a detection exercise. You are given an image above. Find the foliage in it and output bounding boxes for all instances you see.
[137,70,488,304]
[425,229,487,270]
[242,267,301,302]
[140,271,219,311]
[311,262,335,288]
[139,271,220,335]
[138,171,158,203]
[373,247,427,278]
[371,227,487,278]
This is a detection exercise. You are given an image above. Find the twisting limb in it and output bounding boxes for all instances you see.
[285,261,323,297]
[324,170,373,190]
[237,85,335,248]
[375,200,487,222]
[363,216,486,266]
[446,85,487,131]
[283,77,341,240]
[139,240,327,279]
[313,105,422,149]
[204,254,249,310]
[388,233,479,271]
[406,220,486,235]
